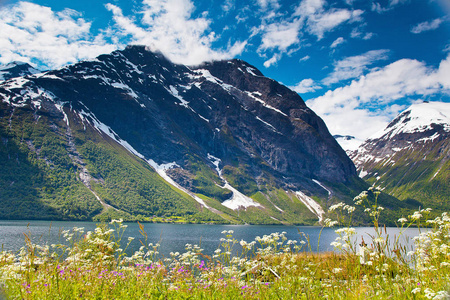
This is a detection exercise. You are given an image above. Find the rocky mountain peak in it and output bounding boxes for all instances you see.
[349,101,450,208]
[0,46,363,223]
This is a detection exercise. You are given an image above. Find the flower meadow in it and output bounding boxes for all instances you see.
[0,189,449,299]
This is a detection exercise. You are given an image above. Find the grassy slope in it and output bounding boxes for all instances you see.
[364,141,450,210]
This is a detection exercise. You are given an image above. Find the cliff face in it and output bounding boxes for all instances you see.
[0,45,362,223]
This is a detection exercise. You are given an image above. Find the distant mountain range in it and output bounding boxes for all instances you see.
[0,45,371,224]
[0,61,40,81]
[350,101,450,210]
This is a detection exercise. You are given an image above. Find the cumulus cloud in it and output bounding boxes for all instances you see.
[255,0,364,68]
[259,20,302,52]
[290,78,322,94]
[307,54,450,140]
[263,53,282,67]
[256,0,280,11]
[323,49,390,85]
[411,18,444,34]
[294,0,363,40]
[330,37,345,48]
[0,0,247,69]
[106,0,247,65]
[0,1,116,69]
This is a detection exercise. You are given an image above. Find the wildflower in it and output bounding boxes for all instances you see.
[110,218,123,224]
[424,288,436,299]
[330,241,342,248]
[374,237,385,244]
[410,211,423,221]
[329,202,344,212]
[434,291,450,300]
[332,268,342,274]
[398,218,408,223]
[324,218,339,227]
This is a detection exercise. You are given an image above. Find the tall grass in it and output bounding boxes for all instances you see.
[0,188,449,299]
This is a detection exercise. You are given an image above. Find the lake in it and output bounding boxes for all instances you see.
[0,220,423,257]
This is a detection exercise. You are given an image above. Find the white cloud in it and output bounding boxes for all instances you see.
[411,18,444,34]
[307,54,450,140]
[299,55,310,62]
[255,0,364,68]
[330,37,345,48]
[444,43,450,53]
[294,0,363,40]
[256,0,280,11]
[222,0,235,12]
[0,0,247,69]
[263,53,282,67]
[290,78,322,94]
[107,0,247,65]
[323,49,390,85]
[351,26,374,40]
[0,2,116,69]
[372,0,409,13]
[259,20,302,52]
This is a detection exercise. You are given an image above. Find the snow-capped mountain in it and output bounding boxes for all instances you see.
[0,45,362,223]
[0,61,40,81]
[350,101,450,209]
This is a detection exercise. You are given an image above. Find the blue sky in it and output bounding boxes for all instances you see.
[0,0,449,148]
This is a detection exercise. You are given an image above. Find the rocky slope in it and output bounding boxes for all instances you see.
[0,45,365,224]
[350,101,450,209]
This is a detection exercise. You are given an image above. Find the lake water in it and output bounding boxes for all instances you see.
[0,220,423,257]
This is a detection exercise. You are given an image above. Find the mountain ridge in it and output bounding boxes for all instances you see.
[1,45,367,224]
[350,101,450,210]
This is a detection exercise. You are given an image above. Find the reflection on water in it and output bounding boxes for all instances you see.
[0,220,423,257]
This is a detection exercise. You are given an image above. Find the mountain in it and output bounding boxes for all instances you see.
[0,45,366,224]
[0,62,40,81]
[350,101,450,209]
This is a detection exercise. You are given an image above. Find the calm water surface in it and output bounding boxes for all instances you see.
[0,220,422,257]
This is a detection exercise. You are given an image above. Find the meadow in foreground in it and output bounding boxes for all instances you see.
[0,189,449,299]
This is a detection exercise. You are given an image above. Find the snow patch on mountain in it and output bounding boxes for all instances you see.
[245,91,288,117]
[294,191,324,222]
[167,85,189,108]
[111,82,138,99]
[207,153,263,210]
[312,179,332,197]
[256,116,280,133]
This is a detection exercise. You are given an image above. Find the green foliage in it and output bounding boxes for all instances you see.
[0,104,101,220]
[78,140,201,218]
[2,212,450,299]
[250,191,318,225]
[184,155,232,201]
[222,165,258,196]
[363,142,450,211]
